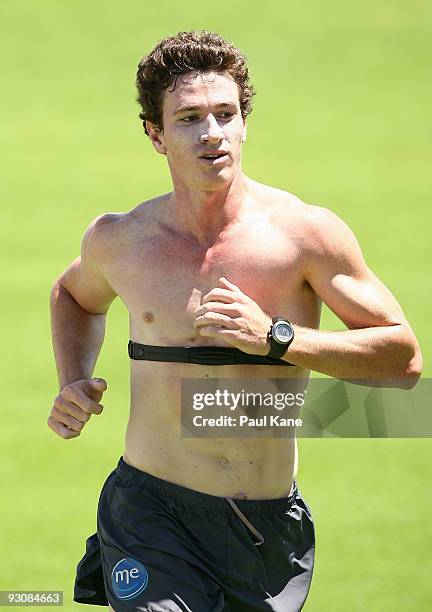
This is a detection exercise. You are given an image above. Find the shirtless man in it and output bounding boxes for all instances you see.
[48,31,422,612]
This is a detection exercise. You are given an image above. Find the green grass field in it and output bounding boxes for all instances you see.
[1,1,431,610]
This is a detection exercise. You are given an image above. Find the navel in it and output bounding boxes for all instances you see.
[219,456,231,468]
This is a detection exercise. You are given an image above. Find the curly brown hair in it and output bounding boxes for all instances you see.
[136,30,255,135]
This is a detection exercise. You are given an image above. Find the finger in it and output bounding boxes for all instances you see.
[202,288,238,304]
[194,301,240,317]
[85,378,107,401]
[51,407,86,432]
[88,378,107,392]
[47,415,80,439]
[63,387,104,415]
[217,276,240,291]
[198,325,236,340]
[54,396,91,423]
[194,312,238,330]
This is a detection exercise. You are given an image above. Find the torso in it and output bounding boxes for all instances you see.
[99,179,322,498]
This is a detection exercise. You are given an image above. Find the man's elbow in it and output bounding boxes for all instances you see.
[50,277,71,306]
[50,279,63,305]
[397,340,423,390]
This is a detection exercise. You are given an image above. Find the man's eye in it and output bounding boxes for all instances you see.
[180,116,198,122]
[219,112,234,119]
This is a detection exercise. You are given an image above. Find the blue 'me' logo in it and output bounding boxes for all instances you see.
[111,557,148,600]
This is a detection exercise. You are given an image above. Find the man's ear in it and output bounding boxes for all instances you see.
[241,123,247,143]
[145,121,167,155]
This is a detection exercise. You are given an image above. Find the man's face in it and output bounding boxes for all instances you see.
[147,71,247,190]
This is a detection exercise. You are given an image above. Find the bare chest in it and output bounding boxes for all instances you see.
[106,223,317,344]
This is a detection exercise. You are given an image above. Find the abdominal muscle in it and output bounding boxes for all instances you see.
[122,360,305,499]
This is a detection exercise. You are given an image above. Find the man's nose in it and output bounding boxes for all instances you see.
[200,114,224,143]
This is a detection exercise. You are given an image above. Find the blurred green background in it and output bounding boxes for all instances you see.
[1,0,431,610]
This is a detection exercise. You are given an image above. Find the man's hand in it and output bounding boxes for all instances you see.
[47,378,107,439]
[194,277,272,355]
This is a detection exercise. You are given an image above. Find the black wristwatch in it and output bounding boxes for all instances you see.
[266,317,295,359]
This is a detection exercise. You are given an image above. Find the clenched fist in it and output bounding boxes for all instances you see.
[194,277,272,355]
[47,378,107,439]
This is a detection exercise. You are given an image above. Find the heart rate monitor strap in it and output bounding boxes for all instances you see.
[128,341,293,366]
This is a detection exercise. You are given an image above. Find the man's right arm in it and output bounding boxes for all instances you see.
[48,215,118,439]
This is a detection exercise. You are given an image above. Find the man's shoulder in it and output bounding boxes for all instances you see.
[295,203,358,255]
[249,180,306,210]
[252,182,356,252]
[275,198,361,265]
[252,181,333,224]
[79,195,170,270]
[251,180,325,223]
[83,194,170,246]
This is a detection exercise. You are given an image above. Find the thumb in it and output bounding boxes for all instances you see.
[218,276,238,290]
[90,378,107,391]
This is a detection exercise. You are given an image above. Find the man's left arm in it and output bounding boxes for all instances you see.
[194,207,422,388]
[285,206,422,388]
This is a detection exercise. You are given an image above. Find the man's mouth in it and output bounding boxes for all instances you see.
[199,151,229,163]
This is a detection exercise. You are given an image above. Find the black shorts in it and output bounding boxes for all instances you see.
[74,457,315,611]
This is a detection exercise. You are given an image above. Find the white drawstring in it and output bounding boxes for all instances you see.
[225,497,265,546]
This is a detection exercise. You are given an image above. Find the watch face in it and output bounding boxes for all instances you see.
[273,322,294,344]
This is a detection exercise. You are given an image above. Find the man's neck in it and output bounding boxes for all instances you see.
[167,173,249,247]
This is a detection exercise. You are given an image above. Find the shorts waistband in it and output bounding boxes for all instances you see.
[116,456,298,515]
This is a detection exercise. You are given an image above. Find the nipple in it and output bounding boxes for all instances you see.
[143,311,154,323]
